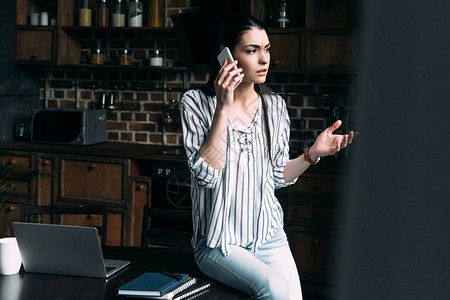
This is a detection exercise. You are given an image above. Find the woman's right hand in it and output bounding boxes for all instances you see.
[214,59,244,110]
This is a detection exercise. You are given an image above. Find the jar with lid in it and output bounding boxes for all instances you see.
[128,0,143,27]
[79,0,92,26]
[96,0,109,27]
[118,49,132,65]
[149,49,163,66]
[111,0,126,27]
[91,48,105,64]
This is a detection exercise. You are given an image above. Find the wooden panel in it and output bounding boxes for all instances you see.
[306,31,359,70]
[269,32,301,71]
[290,230,336,274]
[0,204,21,238]
[60,212,122,246]
[129,177,151,246]
[4,155,32,169]
[60,159,125,202]
[37,155,55,206]
[15,28,56,63]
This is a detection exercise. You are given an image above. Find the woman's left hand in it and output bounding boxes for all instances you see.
[309,120,356,159]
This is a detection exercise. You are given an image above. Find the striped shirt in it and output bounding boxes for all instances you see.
[179,89,296,255]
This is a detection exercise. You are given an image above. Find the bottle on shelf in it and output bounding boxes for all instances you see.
[96,0,110,27]
[111,0,126,27]
[79,0,93,27]
[128,0,143,27]
[149,0,163,27]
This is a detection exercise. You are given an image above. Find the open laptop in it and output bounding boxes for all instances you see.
[12,222,130,278]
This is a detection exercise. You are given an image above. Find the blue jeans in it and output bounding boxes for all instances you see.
[194,228,302,299]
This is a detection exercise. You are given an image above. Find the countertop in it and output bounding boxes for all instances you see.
[0,141,187,162]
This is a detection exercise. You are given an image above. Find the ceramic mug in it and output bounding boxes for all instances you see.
[0,237,23,275]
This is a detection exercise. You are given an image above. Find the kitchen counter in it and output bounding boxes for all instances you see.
[0,141,187,162]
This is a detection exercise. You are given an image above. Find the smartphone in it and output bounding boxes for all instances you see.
[217,47,242,87]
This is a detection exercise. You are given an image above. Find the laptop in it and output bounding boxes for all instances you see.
[12,222,130,278]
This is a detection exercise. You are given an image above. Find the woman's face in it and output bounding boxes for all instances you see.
[232,27,270,85]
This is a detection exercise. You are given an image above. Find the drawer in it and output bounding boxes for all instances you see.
[287,201,337,226]
[289,175,340,195]
[60,158,127,203]
[1,154,33,169]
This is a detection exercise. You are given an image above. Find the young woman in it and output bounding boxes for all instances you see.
[179,14,355,300]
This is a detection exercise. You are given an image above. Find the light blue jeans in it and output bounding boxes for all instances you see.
[194,228,303,299]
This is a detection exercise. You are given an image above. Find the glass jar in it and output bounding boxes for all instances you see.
[111,0,126,27]
[118,49,132,65]
[96,0,109,27]
[79,0,92,27]
[149,0,163,27]
[91,48,105,64]
[149,49,163,66]
[128,0,143,27]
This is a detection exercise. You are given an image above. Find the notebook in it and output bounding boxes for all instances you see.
[117,272,189,297]
[12,222,130,278]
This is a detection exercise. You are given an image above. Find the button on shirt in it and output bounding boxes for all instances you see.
[179,89,296,255]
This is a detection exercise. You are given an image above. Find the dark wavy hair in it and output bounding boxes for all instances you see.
[202,14,276,161]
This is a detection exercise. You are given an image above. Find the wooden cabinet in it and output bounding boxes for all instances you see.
[0,143,157,247]
[58,155,130,245]
[15,27,57,64]
[281,166,344,299]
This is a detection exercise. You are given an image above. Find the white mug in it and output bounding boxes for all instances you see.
[0,237,22,275]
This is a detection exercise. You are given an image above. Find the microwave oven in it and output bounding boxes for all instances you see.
[31,109,107,145]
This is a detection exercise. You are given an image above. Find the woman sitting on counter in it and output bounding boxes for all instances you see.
[179,14,355,300]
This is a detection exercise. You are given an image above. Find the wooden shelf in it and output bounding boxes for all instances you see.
[58,64,187,71]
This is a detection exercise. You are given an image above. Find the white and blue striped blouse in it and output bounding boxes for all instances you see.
[179,89,296,255]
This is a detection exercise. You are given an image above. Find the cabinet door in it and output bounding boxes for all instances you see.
[287,228,337,284]
[128,176,151,246]
[60,157,128,204]
[306,31,359,70]
[60,212,123,246]
[269,31,302,71]
[15,27,56,64]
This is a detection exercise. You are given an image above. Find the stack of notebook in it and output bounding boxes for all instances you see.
[117,272,212,299]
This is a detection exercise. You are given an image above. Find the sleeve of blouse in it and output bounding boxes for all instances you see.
[272,96,297,189]
[179,91,222,189]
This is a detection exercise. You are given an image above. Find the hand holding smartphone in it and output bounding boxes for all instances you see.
[217,47,242,88]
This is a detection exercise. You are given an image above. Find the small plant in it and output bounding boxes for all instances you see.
[0,152,51,236]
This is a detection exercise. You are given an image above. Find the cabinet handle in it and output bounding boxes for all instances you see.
[272,60,280,66]
[7,206,16,213]
[41,159,51,166]
[312,239,320,246]
[136,184,146,191]
[88,164,97,170]
[11,159,16,164]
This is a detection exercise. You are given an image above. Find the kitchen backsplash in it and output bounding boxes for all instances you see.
[38,1,358,155]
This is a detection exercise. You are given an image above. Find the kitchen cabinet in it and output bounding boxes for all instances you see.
[280,166,344,299]
[0,142,174,246]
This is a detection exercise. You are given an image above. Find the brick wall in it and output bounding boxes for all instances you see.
[39,1,357,156]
